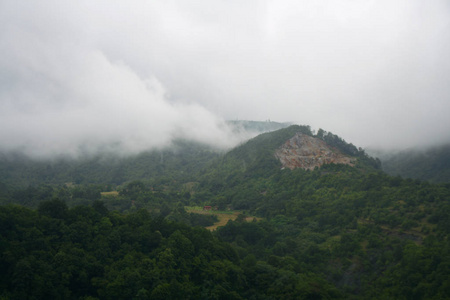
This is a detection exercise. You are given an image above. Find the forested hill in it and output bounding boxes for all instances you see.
[379,144,450,183]
[200,125,381,192]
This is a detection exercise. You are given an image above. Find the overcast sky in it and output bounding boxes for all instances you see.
[1,0,449,157]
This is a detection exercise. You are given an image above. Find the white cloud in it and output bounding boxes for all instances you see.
[1,0,449,157]
[0,12,240,157]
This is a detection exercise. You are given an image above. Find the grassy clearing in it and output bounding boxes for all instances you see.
[101,191,119,197]
[186,206,260,231]
[186,206,235,214]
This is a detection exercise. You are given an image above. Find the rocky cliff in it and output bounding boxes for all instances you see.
[274,133,355,170]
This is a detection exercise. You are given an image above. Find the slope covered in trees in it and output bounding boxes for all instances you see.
[0,139,220,188]
[0,125,449,299]
[0,121,292,189]
[0,202,246,299]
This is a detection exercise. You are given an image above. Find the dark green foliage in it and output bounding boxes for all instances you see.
[0,203,351,299]
[37,198,68,219]
[0,205,245,299]
[188,212,218,227]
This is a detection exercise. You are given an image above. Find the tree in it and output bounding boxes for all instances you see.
[37,198,68,220]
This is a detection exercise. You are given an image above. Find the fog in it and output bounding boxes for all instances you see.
[1,0,449,158]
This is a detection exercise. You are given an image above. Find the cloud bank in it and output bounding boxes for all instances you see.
[1,0,449,157]
[0,1,246,158]
[0,43,242,157]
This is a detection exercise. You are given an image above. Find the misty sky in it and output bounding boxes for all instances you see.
[1,0,450,157]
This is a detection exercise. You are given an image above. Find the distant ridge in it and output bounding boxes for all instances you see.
[226,120,292,135]
[379,144,450,183]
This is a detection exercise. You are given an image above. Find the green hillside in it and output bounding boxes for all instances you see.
[0,125,449,299]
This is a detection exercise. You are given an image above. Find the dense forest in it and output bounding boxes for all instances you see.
[0,125,449,299]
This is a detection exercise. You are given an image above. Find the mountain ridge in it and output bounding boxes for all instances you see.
[378,144,450,183]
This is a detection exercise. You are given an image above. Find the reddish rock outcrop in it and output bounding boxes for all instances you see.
[274,133,355,170]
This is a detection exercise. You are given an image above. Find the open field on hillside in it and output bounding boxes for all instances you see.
[186,206,260,231]
[101,191,120,197]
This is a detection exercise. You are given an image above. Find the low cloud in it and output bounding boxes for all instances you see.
[0,35,242,158]
[1,0,449,157]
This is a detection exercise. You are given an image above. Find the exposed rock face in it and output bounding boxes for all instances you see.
[274,133,355,170]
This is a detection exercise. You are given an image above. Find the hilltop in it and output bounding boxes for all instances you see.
[275,132,355,170]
